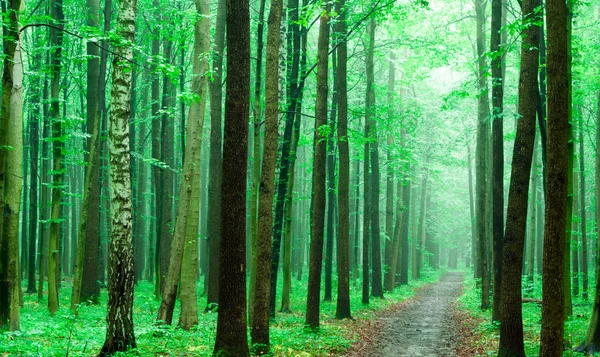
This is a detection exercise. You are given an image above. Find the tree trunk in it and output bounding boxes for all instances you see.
[467,143,477,274]
[48,0,65,316]
[384,51,397,292]
[157,0,210,328]
[527,138,539,287]
[335,0,352,319]
[579,114,588,300]
[212,0,250,354]
[400,163,410,284]
[151,0,163,299]
[27,35,42,295]
[563,0,574,319]
[206,0,225,312]
[365,19,383,299]
[248,0,266,323]
[77,0,102,304]
[324,50,337,303]
[474,0,490,310]
[574,63,600,357]
[497,1,540,355]
[540,0,569,353]
[250,0,283,351]
[0,0,24,330]
[305,4,330,329]
[572,169,579,297]
[98,0,138,352]
[490,0,505,323]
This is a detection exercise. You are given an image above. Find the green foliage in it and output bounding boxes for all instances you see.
[1,270,443,356]
[459,274,596,356]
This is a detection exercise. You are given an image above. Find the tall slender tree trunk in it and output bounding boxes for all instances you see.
[251,0,283,349]
[0,0,24,330]
[490,0,505,323]
[474,0,490,309]
[157,0,210,328]
[400,162,410,285]
[416,166,429,279]
[572,170,579,297]
[212,0,250,354]
[527,138,538,287]
[248,0,266,322]
[98,0,138,352]
[151,0,163,299]
[540,0,569,353]
[48,0,65,316]
[77,0,102,304]
[384,51,397,292]
[206,0,225,312]
[27,37,42,294]
[324,51,337,303]
[467,143,477,275]
[563,0,574,319]
[579,115,588,300]
[335,0,352,319]
[497,1,540,354]
[574,64,600,356]
[365,19,383,299]
[305,4,330,329]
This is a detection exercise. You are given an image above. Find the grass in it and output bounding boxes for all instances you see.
[1,268,443,356]
[458,273,596,356]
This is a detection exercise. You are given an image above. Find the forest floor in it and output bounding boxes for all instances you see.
[345,271,463,357]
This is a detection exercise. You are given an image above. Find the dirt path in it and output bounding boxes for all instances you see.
[348,271,464,357]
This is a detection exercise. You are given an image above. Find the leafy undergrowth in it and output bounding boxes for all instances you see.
[457,274,595,356]
[1,269,443,356]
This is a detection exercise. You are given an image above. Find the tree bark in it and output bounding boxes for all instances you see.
[251,0,283,351]
[497,1,540,355]
[0,0,24,330]
[540,0,569,353]
[574,62,600,357]
[248,0,266,323]
[206,0,225,312]
[305,4,330,329]
[98,0,138,352]
[490,0,505,323]
[474,0,490,309]
[212,0,250,354]
[47,0,65,316]
[579,114,588,300]
[335,0,352,319]
[78,0,102,305]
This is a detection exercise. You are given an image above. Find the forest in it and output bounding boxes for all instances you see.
[0,0,598,355]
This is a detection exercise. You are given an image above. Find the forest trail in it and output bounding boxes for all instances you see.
[348,271,464,357]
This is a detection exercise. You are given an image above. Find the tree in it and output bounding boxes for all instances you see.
[574,48,600,357]
[474,0,490,310]
[98,0,139,354]
[335,0,352,320]
[206,0,225,312]
[305,2,330,329]
[539,0,569,354]
[80,0,102,305]
[366,18,383,299]
[251,0,283,351]
[213,0,251,354]
[0,0,24,331]
[497,0,540,354]
[157,0,210,328]
[490,0,505,323]
[48,0,65,317]
[579,116,588,300]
